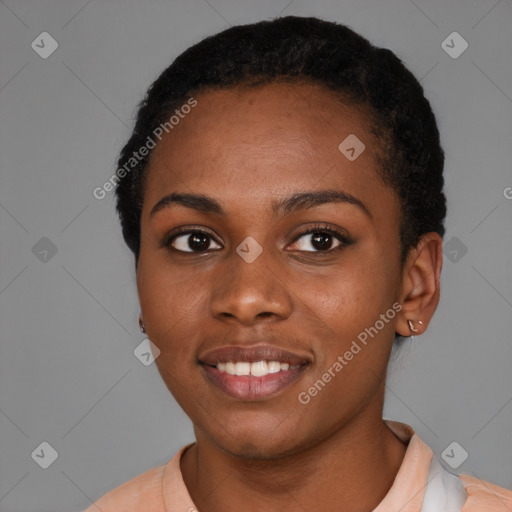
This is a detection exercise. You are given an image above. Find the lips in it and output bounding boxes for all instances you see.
[199,345,311,401]
[200,345,309,366]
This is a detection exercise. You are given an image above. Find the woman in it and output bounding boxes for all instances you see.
[85,16,512,512]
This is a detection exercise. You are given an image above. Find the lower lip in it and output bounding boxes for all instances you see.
[201,364,308,401]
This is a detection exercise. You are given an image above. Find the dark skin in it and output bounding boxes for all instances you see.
[136,82,443,512]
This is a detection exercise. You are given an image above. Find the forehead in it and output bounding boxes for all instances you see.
[143,82,397,221]
[150,81,377,161]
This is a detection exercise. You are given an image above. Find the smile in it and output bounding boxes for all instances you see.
[199,345,311,400]
[216,360,300,376]
[202,363,308,401]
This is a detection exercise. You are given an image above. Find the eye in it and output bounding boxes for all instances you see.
[163,224,352,254]
[289,224,352,252]
[165,229,222,253]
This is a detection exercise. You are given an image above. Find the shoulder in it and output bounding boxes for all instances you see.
[83,464,167,512]
[460,474,512,511]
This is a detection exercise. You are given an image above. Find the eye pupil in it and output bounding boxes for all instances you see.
[189,233,210,251]
[311,232,332,250]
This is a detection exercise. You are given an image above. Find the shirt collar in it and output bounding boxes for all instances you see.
[162,420,434,512]
[373,420,434,512]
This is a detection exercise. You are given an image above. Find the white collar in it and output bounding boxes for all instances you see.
[421,455,467,511]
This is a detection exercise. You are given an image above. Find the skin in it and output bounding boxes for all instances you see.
[136,82,443,512]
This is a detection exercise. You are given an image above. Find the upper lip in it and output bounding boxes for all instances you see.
[199,344,311,366]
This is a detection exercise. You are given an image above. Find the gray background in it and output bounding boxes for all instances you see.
[0,0,511,510]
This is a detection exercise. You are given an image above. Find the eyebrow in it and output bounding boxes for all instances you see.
[150,189,371,219]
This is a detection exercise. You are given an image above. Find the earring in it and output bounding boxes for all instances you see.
[138,315,146,334]
[407,319,424,334]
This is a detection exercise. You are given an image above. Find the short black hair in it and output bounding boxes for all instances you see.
[115,15,446,267]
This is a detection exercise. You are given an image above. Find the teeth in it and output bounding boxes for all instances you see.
[251,361,268,377]
[234,362,251,376]
[215,360,300,376]
[268,361,281,373]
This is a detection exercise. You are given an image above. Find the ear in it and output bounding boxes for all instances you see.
[396,232,443,337]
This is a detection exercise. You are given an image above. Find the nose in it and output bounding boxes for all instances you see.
[210,248,293,326]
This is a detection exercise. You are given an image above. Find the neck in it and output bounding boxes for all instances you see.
[180,410,407,512]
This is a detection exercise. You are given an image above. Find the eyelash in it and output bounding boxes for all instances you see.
[163,223,353,254]
[297,224,353,248]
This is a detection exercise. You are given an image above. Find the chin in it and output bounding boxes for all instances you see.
[219,437,299,460]
[205,420,310,461]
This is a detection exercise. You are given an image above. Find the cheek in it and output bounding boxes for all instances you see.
[136,256,203,362]
[138,263,206,411]
[311,259,398,330]
[301,262,399,394]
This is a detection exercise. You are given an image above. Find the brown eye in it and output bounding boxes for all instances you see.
[289,225,353,253]
[167,230,222,253]
[292,231,342,252]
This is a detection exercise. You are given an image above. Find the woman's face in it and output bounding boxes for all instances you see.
[137,82,406,458]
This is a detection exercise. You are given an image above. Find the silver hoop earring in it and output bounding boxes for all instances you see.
[407,319,424,334]
[139,316,146,334]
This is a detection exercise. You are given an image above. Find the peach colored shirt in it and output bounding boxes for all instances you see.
[84,420,512,511]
